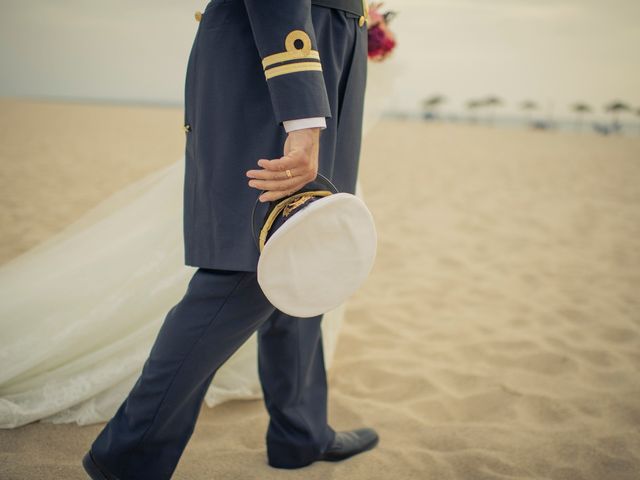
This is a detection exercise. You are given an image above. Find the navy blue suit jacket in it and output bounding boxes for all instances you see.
[183,0,368,271]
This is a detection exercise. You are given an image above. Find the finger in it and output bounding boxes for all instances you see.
[258,154,304,172]
[246,166,304,180]
[259,187,300,203]
[249,176,307,192]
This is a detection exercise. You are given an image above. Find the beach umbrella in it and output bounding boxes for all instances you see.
[604,100,631,131]
[481,95,503,124]
[421,94,446,120]
[571,102,592,130]
[520,100,538,124]
[465,99,483,123]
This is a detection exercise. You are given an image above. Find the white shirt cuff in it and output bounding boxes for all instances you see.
[282,117,327,133]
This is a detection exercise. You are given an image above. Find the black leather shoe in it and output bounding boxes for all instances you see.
[318,427,379,462]
[82,449,120,480]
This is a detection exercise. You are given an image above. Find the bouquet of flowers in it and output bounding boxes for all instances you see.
[367,2,398,62]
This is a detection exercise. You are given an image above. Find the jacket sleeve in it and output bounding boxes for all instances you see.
[242,0,332,126]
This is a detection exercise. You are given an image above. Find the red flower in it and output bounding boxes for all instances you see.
[366,2,397,61]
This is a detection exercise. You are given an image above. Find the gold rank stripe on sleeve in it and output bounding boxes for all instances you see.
[261,48,320,69]
[262,30,323,80]
[264,62,322,80]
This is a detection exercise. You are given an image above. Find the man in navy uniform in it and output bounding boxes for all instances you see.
[82,0,378,478]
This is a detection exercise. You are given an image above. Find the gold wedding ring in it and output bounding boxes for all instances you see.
[285,169,293,178]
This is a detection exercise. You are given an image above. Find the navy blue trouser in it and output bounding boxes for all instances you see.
[90,268,335,478]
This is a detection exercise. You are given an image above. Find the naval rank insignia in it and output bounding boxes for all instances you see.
[261,30,322,80]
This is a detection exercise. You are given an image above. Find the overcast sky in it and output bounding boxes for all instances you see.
[1,0,638,119]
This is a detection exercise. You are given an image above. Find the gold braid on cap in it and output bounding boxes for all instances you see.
[259,190,333,252]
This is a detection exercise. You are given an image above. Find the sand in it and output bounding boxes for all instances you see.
[1,98,639,479]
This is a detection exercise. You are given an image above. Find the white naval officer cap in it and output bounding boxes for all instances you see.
[251,173,377,318]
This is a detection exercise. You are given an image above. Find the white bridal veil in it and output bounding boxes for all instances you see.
[0,59,398,428]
